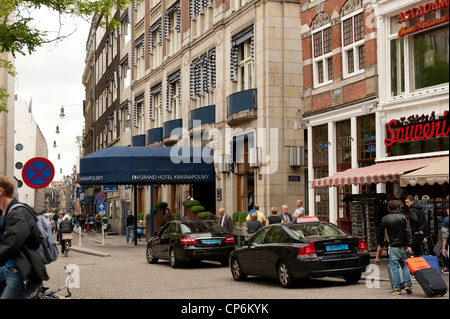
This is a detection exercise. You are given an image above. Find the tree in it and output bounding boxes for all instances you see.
[0,0,134,112]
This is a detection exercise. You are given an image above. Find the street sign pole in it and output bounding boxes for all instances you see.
[96,193,107,245]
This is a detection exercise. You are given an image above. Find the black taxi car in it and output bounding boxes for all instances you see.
[229,217,370,288]
[146,219,235,268]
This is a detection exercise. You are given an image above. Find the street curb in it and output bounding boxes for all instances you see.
[69,245,110,257]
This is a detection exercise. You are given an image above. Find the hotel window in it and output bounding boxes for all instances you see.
[341,11,365,78]
[133,34,145,79]
[166,2,181,56]
[149,20,163,69]
[134,0,145,24]
[190,48,216,108]
[191,0,214,37]
[167,70,181,120]
[134,94,145,135]
[150,84,162,127]
[230,26,254,91]
[312,26,333,87]
[389,9,449,97]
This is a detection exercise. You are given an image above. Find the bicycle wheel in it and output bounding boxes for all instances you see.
[43,294,60,299]
[64,241,69,257]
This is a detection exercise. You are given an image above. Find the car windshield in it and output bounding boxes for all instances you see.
[287,223,348,239]
[180,221,224,234]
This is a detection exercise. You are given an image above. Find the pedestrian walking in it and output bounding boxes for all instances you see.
[405,195,427,256]
[218,208,233,234]
[126,211,134,243]
[377,200,413,295]
[0,175,49,299]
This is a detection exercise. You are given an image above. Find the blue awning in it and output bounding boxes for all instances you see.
[79,146,215,185]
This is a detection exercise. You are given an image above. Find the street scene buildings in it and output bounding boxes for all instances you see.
[1,0,448,255]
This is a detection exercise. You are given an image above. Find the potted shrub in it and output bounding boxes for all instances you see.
[182,200,199,219]
[198,211,215,219]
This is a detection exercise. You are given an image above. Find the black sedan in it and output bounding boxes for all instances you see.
[146,219,235,267]
[229,218,370,288]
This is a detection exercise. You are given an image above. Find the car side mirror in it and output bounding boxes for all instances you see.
[153,231,158,237]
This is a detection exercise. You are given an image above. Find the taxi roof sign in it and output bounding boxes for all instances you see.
[295,216,320,223]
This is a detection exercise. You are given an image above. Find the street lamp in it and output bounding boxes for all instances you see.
[60,106,65,119]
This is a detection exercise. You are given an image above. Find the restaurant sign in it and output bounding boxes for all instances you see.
[397,0,449,37]
[384,111,449,146]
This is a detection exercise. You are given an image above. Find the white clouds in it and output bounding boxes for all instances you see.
[15,8,90,181]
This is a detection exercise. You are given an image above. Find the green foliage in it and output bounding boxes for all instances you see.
[232,212,249,226]
[182,199,199,208]
[173,212,180,220]
[0,0,134,112]
[190,205,205,213]
[198,212,212,219]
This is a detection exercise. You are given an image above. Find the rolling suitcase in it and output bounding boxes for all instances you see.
[414,268,448,297]
[421,255,441,275]
[406,257,430,274]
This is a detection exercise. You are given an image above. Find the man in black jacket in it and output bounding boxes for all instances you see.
[0,175,49,299]
[377,200,413,295]
[405,195,427,256]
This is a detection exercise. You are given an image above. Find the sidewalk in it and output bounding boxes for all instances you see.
[68,227,145,257]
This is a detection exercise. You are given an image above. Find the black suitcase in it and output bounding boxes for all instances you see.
[414,268,448,297]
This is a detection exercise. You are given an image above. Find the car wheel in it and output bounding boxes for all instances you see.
[278,261,296,288]
[146,245,158,264]
[343,272,362,284]
[169,248,181,268]
[231,257,247,281]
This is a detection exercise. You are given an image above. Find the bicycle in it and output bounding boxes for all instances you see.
[28,267,73,299]
[61,232,73,257]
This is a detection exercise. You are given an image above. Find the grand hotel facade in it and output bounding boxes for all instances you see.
[81,0,448,240]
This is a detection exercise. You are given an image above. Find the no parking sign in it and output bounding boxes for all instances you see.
[21,157,55,189]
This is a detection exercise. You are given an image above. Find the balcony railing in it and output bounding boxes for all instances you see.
[132,134,146,146]
[188,104,216,130]
[146,127,163,145]
[226,89,257,117]
[163,118,183,139]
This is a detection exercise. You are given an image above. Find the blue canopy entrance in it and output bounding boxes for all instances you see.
[79,146,215,244]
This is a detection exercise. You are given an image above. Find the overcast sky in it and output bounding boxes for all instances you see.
[15,8,91,182]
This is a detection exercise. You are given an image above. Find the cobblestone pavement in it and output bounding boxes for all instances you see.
[43,230,449,301]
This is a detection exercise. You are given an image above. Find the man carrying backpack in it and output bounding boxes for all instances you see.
[0,175,49,299]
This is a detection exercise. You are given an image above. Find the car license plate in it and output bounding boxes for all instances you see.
[202,239,220,244]
[326,244,349,252]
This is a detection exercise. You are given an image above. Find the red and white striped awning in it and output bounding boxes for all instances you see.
[311,156,446,188]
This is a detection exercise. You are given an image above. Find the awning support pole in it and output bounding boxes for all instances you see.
[134,185,138,246]
[151,185,154,236]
